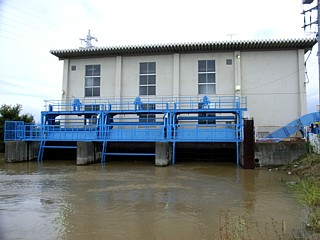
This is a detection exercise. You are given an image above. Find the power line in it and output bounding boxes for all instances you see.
[0,2,86,49]
[0,23,72,48]
[0,12,78,47]
[0,12,70,39]
[0,34,52,50]
[242,68,304,92]
[1,1,80,37]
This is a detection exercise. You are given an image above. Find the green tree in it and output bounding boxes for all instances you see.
[0,104,34,152]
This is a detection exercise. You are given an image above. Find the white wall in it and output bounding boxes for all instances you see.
[65,57,117,99]
[240,50,306,127]
[62,49,306,130]
[179,52,234,96]
[121,54,174,97]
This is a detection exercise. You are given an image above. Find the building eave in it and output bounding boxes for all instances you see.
[50,38,317,60]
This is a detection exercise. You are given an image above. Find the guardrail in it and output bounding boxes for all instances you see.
[5,122,243,142]
[42,95,247,112]
[5,95,246,143]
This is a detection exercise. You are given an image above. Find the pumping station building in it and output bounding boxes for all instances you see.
[4,38,319,167]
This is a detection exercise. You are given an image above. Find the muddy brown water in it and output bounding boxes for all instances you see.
[0,154,302,240]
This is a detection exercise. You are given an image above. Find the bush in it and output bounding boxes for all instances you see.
[0,104,34,153]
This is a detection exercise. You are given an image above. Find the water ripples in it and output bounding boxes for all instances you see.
[0,159,303,240]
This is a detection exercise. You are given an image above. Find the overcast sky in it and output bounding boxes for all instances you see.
[0,0,318,122]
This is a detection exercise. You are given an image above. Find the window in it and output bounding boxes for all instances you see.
[85,65,100,97]
[71,65,76,71]
[139,62,156,95]
[198,60,216,94]
[139,103,155,122]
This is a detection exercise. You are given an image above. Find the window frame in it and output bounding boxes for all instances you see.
[85,64,101,97]
[198,60,216,95]
[139,62,156,96]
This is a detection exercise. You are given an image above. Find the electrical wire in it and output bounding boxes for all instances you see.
[1,1,80,37]
[242,68,304,92]
[0,2,86,49]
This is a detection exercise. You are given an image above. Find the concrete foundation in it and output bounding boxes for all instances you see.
[5,141,39,163]
[155,142,171,166]
[77,142,96,165]
[255,142,308,167]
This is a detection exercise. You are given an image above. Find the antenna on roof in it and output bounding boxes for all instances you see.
[80,29,98,49]
[227,33,238,40]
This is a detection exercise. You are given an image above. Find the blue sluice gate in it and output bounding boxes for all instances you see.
[4,96,247,163]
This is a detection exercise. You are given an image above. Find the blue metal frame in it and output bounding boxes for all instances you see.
[261,112,320,142]
[4,96,247,163]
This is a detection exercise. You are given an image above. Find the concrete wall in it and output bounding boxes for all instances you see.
[5,141,39,163]
[255,142,308,167]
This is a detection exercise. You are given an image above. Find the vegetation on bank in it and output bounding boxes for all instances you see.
[283,153,320,239]
[0,104,34,153]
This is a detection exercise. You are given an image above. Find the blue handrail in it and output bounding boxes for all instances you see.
[5,96,247,143]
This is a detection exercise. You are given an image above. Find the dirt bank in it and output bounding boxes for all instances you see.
[283,153,320,181]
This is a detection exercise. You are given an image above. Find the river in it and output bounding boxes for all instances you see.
[0,154,302,240]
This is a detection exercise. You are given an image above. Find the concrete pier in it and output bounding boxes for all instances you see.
[155,142,171,166]
[77,142,96,165]
[5,141,39,163]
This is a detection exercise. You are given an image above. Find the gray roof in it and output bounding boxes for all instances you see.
[50,38,317,59]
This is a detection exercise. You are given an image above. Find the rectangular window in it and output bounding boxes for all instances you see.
[139,103,155,122]
[139,62,156,96]
[198,60,216,94]
[85,65,101,97]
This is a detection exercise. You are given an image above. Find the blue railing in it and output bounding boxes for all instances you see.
[42,95,247,112]
[5,96,247,143]
[5,123,242,142]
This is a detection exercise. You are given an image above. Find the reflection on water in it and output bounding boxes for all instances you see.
[0,155,301,240]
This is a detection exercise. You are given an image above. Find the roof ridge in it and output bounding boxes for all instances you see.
[50,38,317,59]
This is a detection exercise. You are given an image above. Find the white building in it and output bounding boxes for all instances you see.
[51,38,316,138]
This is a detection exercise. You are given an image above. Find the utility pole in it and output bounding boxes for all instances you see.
[302,0,320,110]
[318,0,320,110]
[80,29,98,49]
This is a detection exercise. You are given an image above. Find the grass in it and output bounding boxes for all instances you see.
[289,179,320,236]
[291,179,320,207]
[284,153,320,239]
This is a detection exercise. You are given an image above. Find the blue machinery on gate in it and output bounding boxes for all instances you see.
[4,96,247,164]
